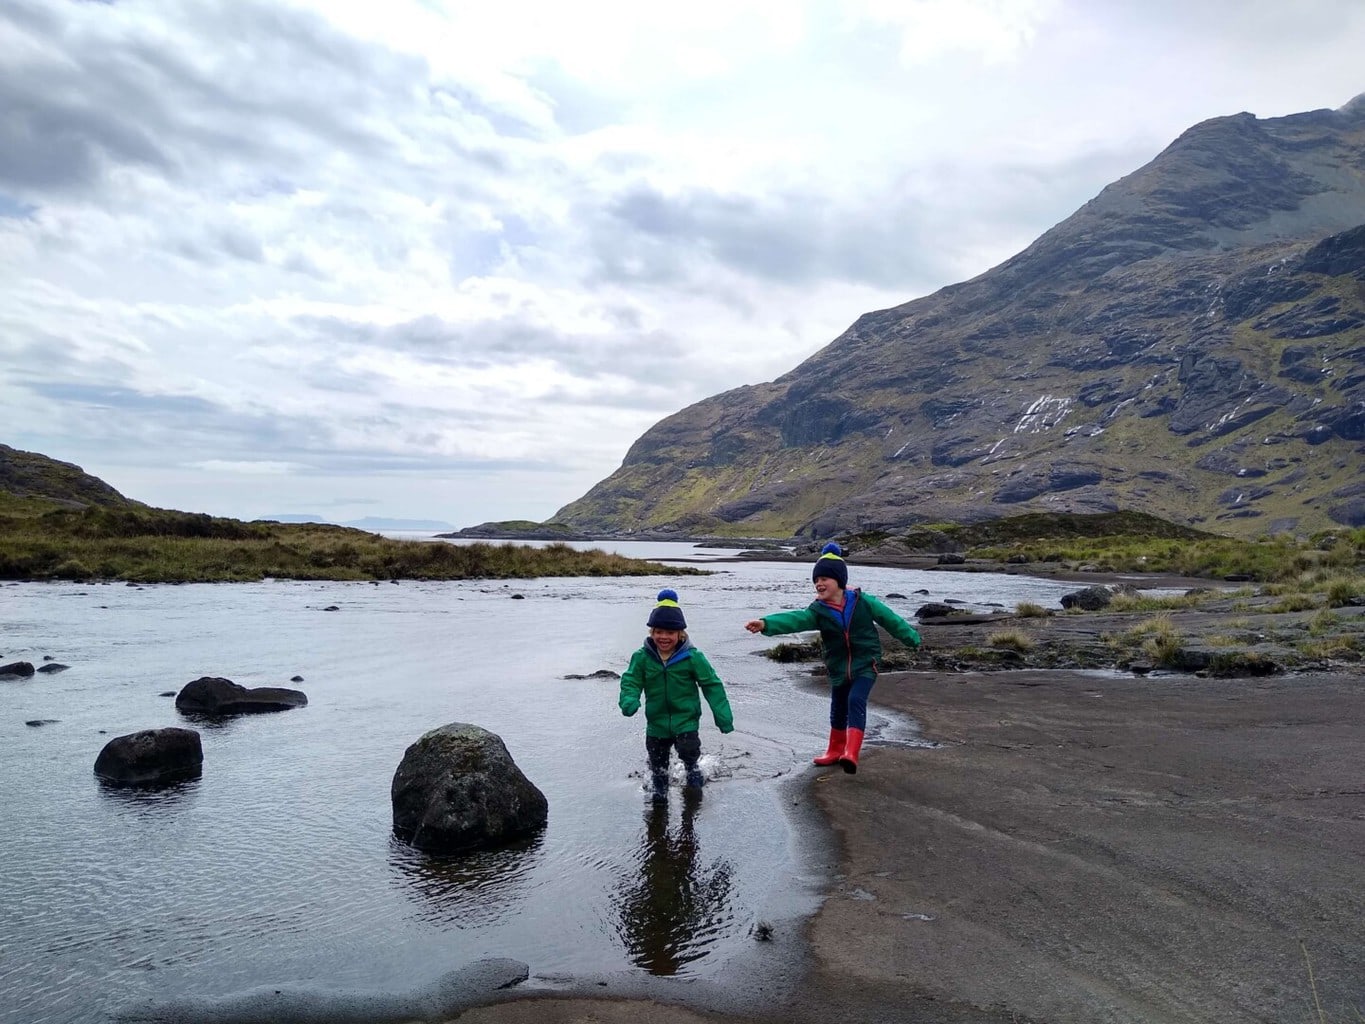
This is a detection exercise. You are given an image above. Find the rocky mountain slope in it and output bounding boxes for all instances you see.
[555,96,1365,540]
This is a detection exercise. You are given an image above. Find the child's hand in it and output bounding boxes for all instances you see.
[621,700,639,717]
[744,619,765,634]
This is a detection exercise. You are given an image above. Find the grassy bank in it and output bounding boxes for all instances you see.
[0,505,696,583]
[853,511,1365,583]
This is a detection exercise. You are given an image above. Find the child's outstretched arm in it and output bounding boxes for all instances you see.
[745,607,819,636]
[619,650,646,717]
[864,594,923,649]
[690,649,734,733]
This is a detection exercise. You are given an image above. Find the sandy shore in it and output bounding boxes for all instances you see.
[461,667,1364,1024]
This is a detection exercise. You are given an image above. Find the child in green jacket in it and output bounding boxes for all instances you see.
[745,543,920,774]
[621,589,734,803]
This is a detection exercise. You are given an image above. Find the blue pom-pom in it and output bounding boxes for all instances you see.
[820,542,843,556]
[657,588,678,602]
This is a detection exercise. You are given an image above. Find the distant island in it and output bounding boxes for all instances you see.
[259,515,457,532]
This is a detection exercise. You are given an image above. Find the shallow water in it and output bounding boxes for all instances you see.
[0,546,1084,1024]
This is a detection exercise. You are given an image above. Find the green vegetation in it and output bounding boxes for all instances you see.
[0,505,695,583]
[1014,601,1050,618]
[850,513,1365,584]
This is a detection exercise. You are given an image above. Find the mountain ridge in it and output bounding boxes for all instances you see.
[552,99,1365,540]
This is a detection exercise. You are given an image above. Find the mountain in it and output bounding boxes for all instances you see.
[554,97,1365,540]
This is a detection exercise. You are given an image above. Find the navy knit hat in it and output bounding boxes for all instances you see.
[647,588,687,630]
[812,542,848,588]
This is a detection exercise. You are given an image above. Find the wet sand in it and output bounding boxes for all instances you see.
[462,668,1365,1024]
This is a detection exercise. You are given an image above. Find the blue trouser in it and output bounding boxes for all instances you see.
[829,675,876,731]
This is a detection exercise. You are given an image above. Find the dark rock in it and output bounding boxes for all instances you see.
[1,661,35,678]
[322,605,340,612]
[937,553,967,564]
[915,602,959,619]
[25,719,59,727]
[885,592,907,600]
[159,691,176,697]
[562,669,621,680]
[1060,586,1114,611]
[290,675,304,682]
[36,663,69,674]
[510,594,525,600]
[391,723,548,853]
[175,676,308,715]
[94,727,203,786]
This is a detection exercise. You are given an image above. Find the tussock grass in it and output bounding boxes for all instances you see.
[987,629,1035,653]
[1014,601,1050,618]
[1109,591,1211,612]
[1268,593,1319,614]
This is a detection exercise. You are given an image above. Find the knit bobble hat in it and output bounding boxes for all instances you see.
[647,588,687,630]
[812,542,848,588]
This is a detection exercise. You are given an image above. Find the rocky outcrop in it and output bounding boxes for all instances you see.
[551,100,1365,540]
[94,727,203,786]
[0,661,35,678]
[174,676,308,715]
[391,723,548,854]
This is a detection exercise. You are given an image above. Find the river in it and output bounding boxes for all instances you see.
[0,541,1086,1024]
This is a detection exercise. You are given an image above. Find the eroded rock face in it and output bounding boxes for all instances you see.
[391,723,548,854]
[94,727,202,786]
[174,676,307,715]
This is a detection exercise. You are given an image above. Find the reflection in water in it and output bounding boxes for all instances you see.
[615,794,735,976]
[387,833,543,928]
[97,776,201,811]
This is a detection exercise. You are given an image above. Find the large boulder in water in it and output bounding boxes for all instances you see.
[94,727,202,786]
[175,676,307,715]
[391,723,548,854]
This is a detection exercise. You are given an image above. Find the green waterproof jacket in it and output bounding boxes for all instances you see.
[759,589,921,688]
[619,637,735,739]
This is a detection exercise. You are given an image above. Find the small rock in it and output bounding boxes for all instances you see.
[26,719,59,727]
[322,605,340,612]
[36,663,69,674]
[290,675,304,682]
[0,661,36,678]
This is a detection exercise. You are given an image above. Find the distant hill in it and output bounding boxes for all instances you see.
[0,444,140,511]
[554,96,1365,540]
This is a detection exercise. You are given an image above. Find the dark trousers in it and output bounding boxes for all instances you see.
[646,731,701,776]
[828,675,877,731]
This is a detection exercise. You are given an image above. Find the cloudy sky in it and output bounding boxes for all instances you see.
[3,0,1362,526]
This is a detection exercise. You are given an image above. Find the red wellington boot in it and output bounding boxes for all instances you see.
[838,727,865,774]
[812,728,847,766]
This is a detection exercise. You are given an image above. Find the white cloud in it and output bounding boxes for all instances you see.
[2,0,1363,525]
